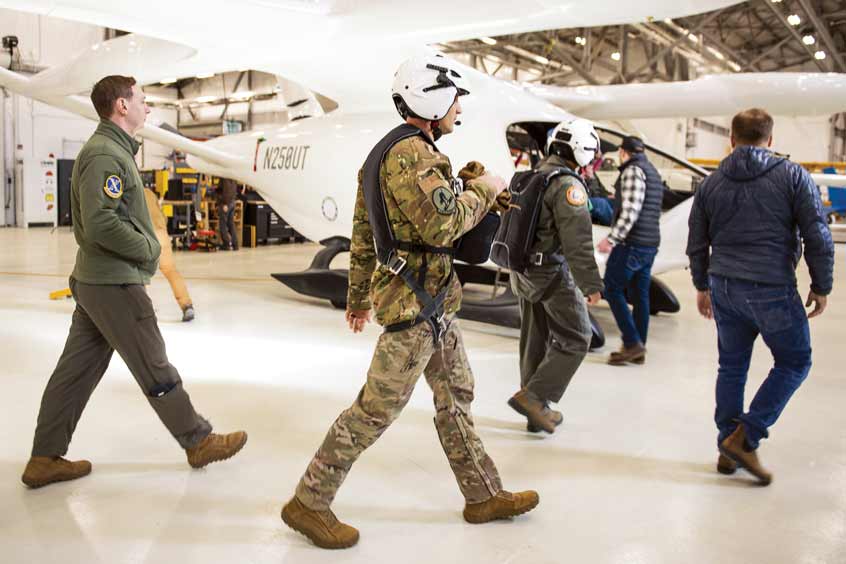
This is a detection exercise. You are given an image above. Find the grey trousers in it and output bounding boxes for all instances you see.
[518,282,592,404]
[31,278,212,457]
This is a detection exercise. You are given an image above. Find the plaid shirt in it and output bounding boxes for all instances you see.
[609,165,647,245]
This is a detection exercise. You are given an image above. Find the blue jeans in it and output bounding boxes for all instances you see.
[603,244,657,347]
[590,197,614,226]
[710,275,812,450]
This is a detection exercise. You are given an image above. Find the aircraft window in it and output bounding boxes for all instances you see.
[595,127,705,197]
[507,122,558,171]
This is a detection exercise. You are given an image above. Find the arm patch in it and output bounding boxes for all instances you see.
[103,174,123,199]
[432,186,457,214]
[566,185,586,206]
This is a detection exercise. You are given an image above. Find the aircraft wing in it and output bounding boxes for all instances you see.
[0,65,246,169]
[529,73,846,120]
[1,0,743,109]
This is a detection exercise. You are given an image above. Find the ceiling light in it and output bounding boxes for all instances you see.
[230,90,254,100]
[196,72,215,79]
[803,35,816,45]
[815,50,826,60]
[688,33,699,43]
[787,14,801,26]
[611,51,621,61]
[728,61,742,72]
[160,78,177,85]
[574,36,586,46]
[533,54,550,65]
[770,0,782,3]
[194,95,217,103]
[479,37,497,45]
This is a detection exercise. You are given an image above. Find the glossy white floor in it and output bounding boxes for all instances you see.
[1,227,844,564]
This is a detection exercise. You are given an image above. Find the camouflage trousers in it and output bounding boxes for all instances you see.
[295,316,503,510]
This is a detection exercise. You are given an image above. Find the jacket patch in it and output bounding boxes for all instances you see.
[432,186,457,214]
[103,175,123,199]
[566,185,586,206]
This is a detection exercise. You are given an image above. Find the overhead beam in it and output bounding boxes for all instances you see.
[795,0,846,72]
[548,46,600,85]
[762,0,828,72]
[744,35,792,70]
[625,9,722,80]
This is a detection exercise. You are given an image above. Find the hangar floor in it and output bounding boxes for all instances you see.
[1,227,844,564]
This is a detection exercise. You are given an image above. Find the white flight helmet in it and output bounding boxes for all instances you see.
[392,54,470,122]
[547,118,600,168]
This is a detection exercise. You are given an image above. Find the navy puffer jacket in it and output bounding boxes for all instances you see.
[686,146,834,295]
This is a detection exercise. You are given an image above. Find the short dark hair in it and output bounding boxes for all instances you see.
[732,108,774,146]
[91,75,136,120]
[620,136,645,153]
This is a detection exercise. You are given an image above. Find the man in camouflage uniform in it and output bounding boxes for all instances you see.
[281,55,539,550]
[508,119,604,434]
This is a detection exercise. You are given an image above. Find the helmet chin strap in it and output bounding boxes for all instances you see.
[431,120,443,141]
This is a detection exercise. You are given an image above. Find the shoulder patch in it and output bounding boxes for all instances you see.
[103,175,123,199]
[566,185,586,206]
[432,186,457,215]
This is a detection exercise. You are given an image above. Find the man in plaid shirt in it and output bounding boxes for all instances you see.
[597,136,664,365]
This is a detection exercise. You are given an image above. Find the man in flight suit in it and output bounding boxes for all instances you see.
[508,119,604,434]
[281,55,539,549]
[21,75,247,489]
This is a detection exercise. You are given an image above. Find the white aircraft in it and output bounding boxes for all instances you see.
[2,0,844,345]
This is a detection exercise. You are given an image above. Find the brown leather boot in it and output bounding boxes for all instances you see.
[719,425,772,485]
[281,496,359,549]
[186,431,248,469]
[608,343,646,366]
[21,456,92,489]
[508,390,555,434]
[463,490,540,524]
[527,404,563,433]
[717,453,737,475]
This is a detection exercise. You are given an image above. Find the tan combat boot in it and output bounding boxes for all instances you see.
[508,390,555,434]
[717,453,737,475]
[463,490,540,524]
[608,343,646,366]
[21,456,92,488]
[719,425,772,485]
[186,431,248,469]
[281,497,360,549]
[527,403,563,433]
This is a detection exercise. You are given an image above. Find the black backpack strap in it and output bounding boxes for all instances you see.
[362,124,456,343]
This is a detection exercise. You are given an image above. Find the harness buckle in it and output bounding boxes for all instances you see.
[429,312,448,344]
[532,252,544,266]
[386,255,408,275]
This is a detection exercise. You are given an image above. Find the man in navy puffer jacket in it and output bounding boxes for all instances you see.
[687,108,833,485]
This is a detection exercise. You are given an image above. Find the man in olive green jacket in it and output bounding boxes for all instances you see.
[21,76,246,489]
[508,119,604,434]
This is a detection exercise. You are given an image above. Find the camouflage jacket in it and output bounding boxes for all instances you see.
[347,133,499,327]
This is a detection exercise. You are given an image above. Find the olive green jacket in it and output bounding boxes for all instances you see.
[71,119,160,285]
[511,155,604,302]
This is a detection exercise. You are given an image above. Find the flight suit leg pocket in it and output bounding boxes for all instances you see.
[121,284,175,392]
[122,284,156,321]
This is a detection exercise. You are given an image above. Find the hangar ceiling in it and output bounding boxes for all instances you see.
[440,0,846,86]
